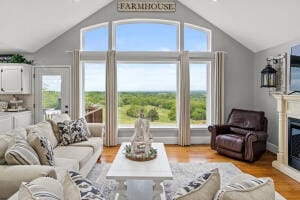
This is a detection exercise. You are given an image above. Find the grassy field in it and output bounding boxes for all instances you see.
[42,91,207,125]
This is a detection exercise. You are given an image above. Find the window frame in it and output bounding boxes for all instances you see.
[112,19,180,52]
[80,22,109,52]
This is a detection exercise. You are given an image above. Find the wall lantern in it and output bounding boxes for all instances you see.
[261,59,277,88]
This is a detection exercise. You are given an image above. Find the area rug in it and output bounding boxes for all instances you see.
[86,162,285,200]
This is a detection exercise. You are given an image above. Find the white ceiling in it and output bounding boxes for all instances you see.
[0,0,112,53]
[1,0,300,53]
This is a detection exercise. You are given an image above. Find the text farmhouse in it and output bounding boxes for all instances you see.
[117,1,176,12]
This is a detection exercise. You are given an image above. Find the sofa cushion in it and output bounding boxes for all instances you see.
[58,118,90,146]
[172,168,220,200]
[55,157,79,171]
[48,114,71,142]
[27,121,58,148]
[5,139,40,165]
[53,146,93,169]
[214,177,275,200]
[19,177,63,200]
[216,134,244,153]
[68,137,102,153]
[27,133,55,166]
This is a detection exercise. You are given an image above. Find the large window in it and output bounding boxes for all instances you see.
[117,63,177,126]
[82,62,106,123]
[115,22,178,51]
[190,63,208,126]
[80,19,213,129]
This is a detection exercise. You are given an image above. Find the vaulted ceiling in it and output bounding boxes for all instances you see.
[0,0,300,53]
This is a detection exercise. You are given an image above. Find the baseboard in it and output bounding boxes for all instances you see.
[118,136,211,145]
[267,142,278,154]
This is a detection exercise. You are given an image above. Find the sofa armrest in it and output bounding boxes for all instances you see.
[208,125,231,149]
[0,165,57,199]
[87,123,105,138]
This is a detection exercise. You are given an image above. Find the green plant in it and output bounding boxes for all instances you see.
[147,107,159,121]
[9,54,34,64]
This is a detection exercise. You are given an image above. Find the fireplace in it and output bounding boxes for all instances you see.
[288,117,300,171]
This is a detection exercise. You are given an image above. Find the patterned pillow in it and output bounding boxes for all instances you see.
[27,132,55,166]
[19,177,63,200]
[64,170,104,200]
[172,168,220,200]
[5,138,40,165]
[214,178,275,200]
[58,118,90,146]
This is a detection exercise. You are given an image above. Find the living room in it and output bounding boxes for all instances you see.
[0,0,300,199]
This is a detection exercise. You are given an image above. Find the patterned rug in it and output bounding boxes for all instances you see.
[86,162,243,200]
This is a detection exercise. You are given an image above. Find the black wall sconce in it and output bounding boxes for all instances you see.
[261,59,277,88]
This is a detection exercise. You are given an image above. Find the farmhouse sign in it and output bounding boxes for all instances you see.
[117,0,176,12]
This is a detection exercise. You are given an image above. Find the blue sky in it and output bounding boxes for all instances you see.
[68,23,207,92]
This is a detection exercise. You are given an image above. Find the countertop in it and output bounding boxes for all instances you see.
[0,111,32,116]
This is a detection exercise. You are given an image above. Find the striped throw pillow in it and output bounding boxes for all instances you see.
[215,178,275,200]
[172,168,220,200]
[65,170,105,200]
[5,139,40,165]
[19,177,63,200]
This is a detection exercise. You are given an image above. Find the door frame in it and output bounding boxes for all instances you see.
[33,65,71,123]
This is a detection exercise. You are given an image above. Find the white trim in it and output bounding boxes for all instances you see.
[272,160,300,182]
[118,136,210,144]
[267,142,278,154]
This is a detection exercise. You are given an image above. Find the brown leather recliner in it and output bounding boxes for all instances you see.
[208,109,268,162]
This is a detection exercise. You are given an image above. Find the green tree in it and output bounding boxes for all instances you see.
[147,108,159,121]
[126,105,146,118]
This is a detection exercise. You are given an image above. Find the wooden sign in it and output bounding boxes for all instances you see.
[118,0,176,12]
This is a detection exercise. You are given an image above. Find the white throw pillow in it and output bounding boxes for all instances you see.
[214,177,275,200]
[172,168,220,200]
[19,177,64,200]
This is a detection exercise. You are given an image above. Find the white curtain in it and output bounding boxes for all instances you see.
[213,51,225,124]
[178,51,190,146]
[71,49,80,120]
[105,50,118,146]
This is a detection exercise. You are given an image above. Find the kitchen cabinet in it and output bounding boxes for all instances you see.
[0,64,32,94]
[0,111,32,133]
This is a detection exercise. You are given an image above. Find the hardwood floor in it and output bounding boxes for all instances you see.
[101,144,300,200]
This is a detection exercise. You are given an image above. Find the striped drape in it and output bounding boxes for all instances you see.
[213,51,225,124]
[71,49,80,120]
[105,50,118,146]
[178,51,191,146]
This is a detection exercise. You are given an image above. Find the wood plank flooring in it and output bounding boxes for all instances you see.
[100,144,300,200]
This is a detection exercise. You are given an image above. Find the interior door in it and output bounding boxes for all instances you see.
[34,67,70,123]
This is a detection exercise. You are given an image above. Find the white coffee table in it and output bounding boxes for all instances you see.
[106,142,173,200]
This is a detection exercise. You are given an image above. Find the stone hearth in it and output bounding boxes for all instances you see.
[272,94,300,182]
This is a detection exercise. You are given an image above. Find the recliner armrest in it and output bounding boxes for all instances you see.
[87,123,105,138]
[0,165,57,199]
[208,125,231,149]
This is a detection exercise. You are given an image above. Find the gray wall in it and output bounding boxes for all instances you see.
[254,37,300,148]
[31,0,255,120]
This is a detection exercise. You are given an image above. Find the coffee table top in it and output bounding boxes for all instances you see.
[106,143,173,180]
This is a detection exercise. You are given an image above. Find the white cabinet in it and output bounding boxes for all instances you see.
[0,115,13,133]
[0,64,32,94]
[13,112,33,129]
[0,111,32,132]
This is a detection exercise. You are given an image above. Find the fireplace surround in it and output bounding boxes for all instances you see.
[273,94,300,182]
[288,117,300,171]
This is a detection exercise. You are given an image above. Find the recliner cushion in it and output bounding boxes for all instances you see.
[216,134,244,153]
[227,109,265,131]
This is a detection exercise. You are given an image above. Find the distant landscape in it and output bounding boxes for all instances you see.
[42,90,207,125]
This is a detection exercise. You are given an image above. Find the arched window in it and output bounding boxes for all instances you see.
[81,23,108,51]
[114,20,178,51]
[184,23,211,52]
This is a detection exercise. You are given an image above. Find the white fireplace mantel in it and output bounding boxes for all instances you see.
[272,94,300,182]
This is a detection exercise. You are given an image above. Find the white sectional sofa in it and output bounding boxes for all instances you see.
[0,114,104,200]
